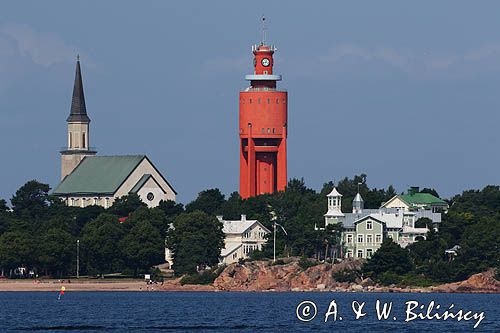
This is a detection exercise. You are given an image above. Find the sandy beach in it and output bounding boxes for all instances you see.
[0,279,150,292]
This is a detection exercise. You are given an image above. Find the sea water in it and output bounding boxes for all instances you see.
[0,291,498,332]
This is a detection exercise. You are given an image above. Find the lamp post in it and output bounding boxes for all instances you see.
[76,239,80,279]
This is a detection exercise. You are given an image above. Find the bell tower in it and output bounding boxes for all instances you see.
[239,23,288,198]
[60,56,97,179]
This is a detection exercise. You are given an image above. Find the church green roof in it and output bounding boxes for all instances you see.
[53,155,145,195]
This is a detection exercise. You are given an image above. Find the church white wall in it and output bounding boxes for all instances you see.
[114,158,176,204]
[137,177,168,208]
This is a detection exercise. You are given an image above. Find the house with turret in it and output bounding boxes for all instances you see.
[324,186,445,259]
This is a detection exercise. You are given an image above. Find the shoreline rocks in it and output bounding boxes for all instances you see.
[210,258,499,294]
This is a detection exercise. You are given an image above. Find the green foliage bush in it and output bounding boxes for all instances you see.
[298,257,319,271]
[332,268,361,283]
[180,265,226,285]
[272,259,286,266]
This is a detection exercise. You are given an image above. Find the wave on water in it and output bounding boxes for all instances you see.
[16,325,106,331]
[16,324,275,331]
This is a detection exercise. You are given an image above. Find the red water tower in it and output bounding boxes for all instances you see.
[239,41,288,198]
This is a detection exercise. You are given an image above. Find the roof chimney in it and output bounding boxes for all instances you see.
[241,214,246,222]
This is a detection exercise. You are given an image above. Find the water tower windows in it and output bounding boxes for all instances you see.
[272,128,275,134]
[69,132,72,148]
[267,98,270,104]
[249,98,252,104]
[82,133,86,148]
[261,128,265,134]
[267,128,270,134]
[276,98,279,104]
[258,98,261,104]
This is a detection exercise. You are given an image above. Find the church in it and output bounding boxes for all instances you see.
[53,58,176,208]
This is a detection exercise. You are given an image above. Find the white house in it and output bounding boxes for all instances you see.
[218,215,270,264]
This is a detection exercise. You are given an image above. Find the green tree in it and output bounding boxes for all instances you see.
[109,193,146,217]
[124,206,169,238]
[415,217,433,229]
[363,239,414,283]
[121,219,164,276]
[185,189,225,215]
[0,199,8,212]
[453,217,500,280]
[0,231,34,276]
[10,180,50,219]
[218,192,243,220]
[158,200,184,219]
[37,228,75,277]
[166,211,224,274]
[80,214,125,275]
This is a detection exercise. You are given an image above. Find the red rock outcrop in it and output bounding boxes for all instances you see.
[431,270,500,293]
[213,258,363,291]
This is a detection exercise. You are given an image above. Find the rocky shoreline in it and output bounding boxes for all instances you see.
[203,258,498,293]
[1,259,498,293]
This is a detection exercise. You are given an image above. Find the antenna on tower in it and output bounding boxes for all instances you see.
[261,16,266,45]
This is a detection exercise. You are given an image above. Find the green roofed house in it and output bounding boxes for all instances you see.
[381,186,448,212]
[54,58,176,208]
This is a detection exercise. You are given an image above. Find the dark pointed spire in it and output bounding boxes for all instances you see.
[67,56,90,123]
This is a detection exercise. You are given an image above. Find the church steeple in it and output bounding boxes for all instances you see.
[67,56,90,123]
[60,56,96,180]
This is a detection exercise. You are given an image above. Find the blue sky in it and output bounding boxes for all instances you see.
[1,1,500,203]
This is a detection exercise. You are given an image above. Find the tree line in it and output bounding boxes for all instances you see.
[1,176,498,285]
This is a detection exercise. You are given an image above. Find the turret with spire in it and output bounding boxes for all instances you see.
[60,56,97,179]
[352,192,364,214]
[324,184,345,226]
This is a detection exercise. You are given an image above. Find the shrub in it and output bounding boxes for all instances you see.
[272,259,286,266]
[332,268,361,283]
[298,257,319,271]
[377,272,401,286]
[180,265,226,285]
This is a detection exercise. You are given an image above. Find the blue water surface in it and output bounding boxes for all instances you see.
[0,292,498,332]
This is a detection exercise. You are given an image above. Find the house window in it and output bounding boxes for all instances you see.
[346,250,353,258]
[376,234,382,243]
[262,128,265,134]
[346,234,353,244]
[357,235,363,244]
[267,128,270,133]
[272,128,275,134]
[366,221,373,230]
[366,249,373,258]
[357,250,363,258]
[367,234,373,243]
[105,197,110,209]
